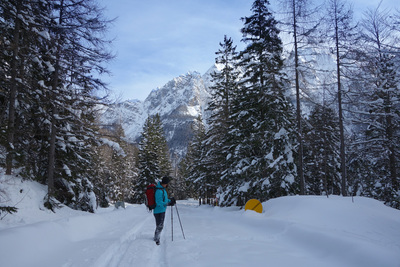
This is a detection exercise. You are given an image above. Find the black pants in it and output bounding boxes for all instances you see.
[153,212,165,242]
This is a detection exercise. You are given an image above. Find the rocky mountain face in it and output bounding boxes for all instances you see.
[99,49,337,161]
[99,66,216,159]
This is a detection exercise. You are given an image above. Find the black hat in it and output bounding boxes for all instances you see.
[161,176,170,185]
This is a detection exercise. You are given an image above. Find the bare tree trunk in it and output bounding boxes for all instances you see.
[323,133,329,197]
[47,108,57,196]
[334,6,347,196]
[292,0,305,195]
[47,55,60,197]
[6,0,22,175]
[385,92,398,191]
[47,0,64,196]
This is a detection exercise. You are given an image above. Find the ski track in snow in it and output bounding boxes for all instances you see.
[88,208,171,267]
[90,215,153,267]
[1,197,400,267]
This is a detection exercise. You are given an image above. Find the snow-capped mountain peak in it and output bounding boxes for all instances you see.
[99,69,212,158]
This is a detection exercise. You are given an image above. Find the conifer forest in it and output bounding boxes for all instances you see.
[1,0,400,213]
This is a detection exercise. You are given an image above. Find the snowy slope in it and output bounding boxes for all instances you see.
[1,173,399,267]
[99,99,146,143]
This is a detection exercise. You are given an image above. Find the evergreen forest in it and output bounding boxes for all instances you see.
[1,0,400,213]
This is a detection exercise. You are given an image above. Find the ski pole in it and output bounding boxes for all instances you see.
[175,204,186,240]
[171,205,173,241]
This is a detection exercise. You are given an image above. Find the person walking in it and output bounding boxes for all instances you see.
[153,176,175,245]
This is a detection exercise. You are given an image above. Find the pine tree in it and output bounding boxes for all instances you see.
[303,104,340,195]
[0,0,52,175]
[219,0,297,206]
[203,36,239,204]
[0,0,113,211]
[208,36,239,130]
[44,0,112,208]
[94,125,138,206]
[177,150,193,199]
[134,114,172,203]
[183,116,208,202]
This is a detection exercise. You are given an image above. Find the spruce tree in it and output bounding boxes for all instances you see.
[184,116,208,202]
[94,125,138,205]
[303,104,340,196]
[220,0,296,206]
[0,0,113,211]
[0,0,52,175]
[204,36,239,203]
[134,114,172,203]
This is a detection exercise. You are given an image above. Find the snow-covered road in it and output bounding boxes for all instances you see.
[1,195,400,267]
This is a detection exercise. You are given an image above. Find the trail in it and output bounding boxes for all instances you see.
[63,204,177,267]
[1,198,399,267]
[91,214,153,267]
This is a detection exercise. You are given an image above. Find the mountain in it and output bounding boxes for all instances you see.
[99,48,338,160]
[99,66,216,159]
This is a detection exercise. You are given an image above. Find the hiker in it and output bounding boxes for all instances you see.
[153,176,176,245]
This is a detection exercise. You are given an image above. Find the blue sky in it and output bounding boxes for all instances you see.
[99,0,398,102]
[98,0,253,101]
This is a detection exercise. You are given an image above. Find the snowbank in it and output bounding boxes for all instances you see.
[1,173,399,267]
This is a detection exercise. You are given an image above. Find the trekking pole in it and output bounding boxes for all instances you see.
[175,204,186,240]
[171,205,174,241]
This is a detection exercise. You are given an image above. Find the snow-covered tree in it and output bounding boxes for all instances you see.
[134,114,172,203]
[94,125,138,206]
[348,6,400,208]
[303,104,340,195]
[0,0,53,175]
[203,36,240,203]
[182,116,208,202]
[278,0,323,195]
[0,0,113,212]
[219,0,297,206]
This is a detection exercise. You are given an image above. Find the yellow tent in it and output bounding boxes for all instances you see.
[244,199,263,213]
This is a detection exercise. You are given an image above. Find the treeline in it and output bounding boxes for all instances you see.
[1,0,400,212]
[179,0,400,209]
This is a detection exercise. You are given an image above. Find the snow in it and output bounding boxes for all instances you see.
[99,137,126,157]
[186,106,199,117]
[99,70,211,146]
[1,173,400,267]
